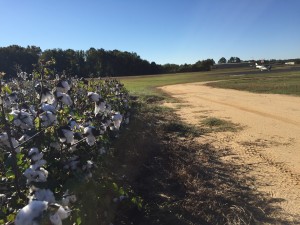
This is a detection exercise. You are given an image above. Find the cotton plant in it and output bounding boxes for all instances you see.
[15,147,75,225]
[0,132,21,153]
[10,108,34,130]
[14,200,72,225]
[1,70,132,224]
[23,148,48,183]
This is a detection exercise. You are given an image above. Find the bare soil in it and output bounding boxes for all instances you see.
[159,82,300,223]
[112,93,299,224]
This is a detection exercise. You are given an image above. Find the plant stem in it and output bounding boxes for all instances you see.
[0,80,21,197]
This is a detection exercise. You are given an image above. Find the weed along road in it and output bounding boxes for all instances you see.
[159,82,300,221]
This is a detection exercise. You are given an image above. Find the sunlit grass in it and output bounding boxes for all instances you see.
[120,67,300,97]
[206,72,300,96]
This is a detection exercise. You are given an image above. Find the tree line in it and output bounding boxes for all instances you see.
[0,45,215,79]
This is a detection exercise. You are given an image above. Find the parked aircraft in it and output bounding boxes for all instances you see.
[255,63,272,71]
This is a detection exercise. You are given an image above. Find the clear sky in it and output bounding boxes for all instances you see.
[0,0,300,64]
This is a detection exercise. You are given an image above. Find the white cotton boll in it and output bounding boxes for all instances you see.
[10,109,20,117]
[29,148,39,157]
[41,103,56,114]
[87,92,101,102]
[86,160,93,169]
[94,101,106,115]
[30,189,55,203]
[29,105,37,117]
[62,129,74,144]
[49,212,62,225]
[86,135,96,146]
[23,168,36,180]
[19,111,34,128]
[41,91,55,104]
[68,120,79,131]
[41,111,57,127]
[15,201,48,225]
[112,113,123,130]
[0,193,6,204]
[31,152,44,161]
[56,80,70,93]
[61,198,69,207]
[31,159,47,170]
[11,137,19,147]
[57,206,71,220]
[0,132,8,142]
[35,169,48,182]
[56,92,73,106]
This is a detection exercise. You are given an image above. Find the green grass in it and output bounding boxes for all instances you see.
[206,72,300,96]
[119,67,250,96]
[120,66,300,97]
[201,117,242,132]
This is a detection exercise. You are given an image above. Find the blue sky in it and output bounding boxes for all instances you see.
[0,0,300,64]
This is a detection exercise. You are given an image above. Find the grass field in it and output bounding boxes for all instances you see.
[206,72,300,96]
[120,66,300,97]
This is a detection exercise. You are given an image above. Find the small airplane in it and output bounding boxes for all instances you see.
[255,63,272,71]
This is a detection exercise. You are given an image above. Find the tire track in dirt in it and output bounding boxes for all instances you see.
[159,82,300,222]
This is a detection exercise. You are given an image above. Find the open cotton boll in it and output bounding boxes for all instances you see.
[56,206,71,220]
[11,138,20,153]
[61,193,76,207]
[112,113,123,130]
[28,148,39,157]
[40,111,57,127]
[83,126,100,146]
[31,159,47,170]
[19,111,34,128]
[29,189,55,203]
[15,200,48,225]
[55,92,73,106]
[0,132,8,142]
[57,126,74,144]
[41,103,57,114]
[94,101,106,115]
[68,117,79,130]
[87,92,101,102]
[56,80,71,93]
[31,152,44,162]
[49,212,62,225]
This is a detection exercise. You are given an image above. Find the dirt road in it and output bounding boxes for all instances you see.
[159,82,300,221]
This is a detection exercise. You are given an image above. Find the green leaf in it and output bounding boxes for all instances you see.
[76,216,82,225]
[112,182,118,191]
[6,212,16,222]
[2,84,12,94]
[6,170,15,179]
[7,114,14,122]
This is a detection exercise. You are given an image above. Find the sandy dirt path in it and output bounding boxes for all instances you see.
[159,82,300,221]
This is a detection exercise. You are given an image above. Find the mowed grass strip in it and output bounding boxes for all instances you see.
[206,72,300,96]
[120,67,300,97]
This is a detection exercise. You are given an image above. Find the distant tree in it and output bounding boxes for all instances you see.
[218,57,227,64]
[228,57,241,63]
[0,45,41,78]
